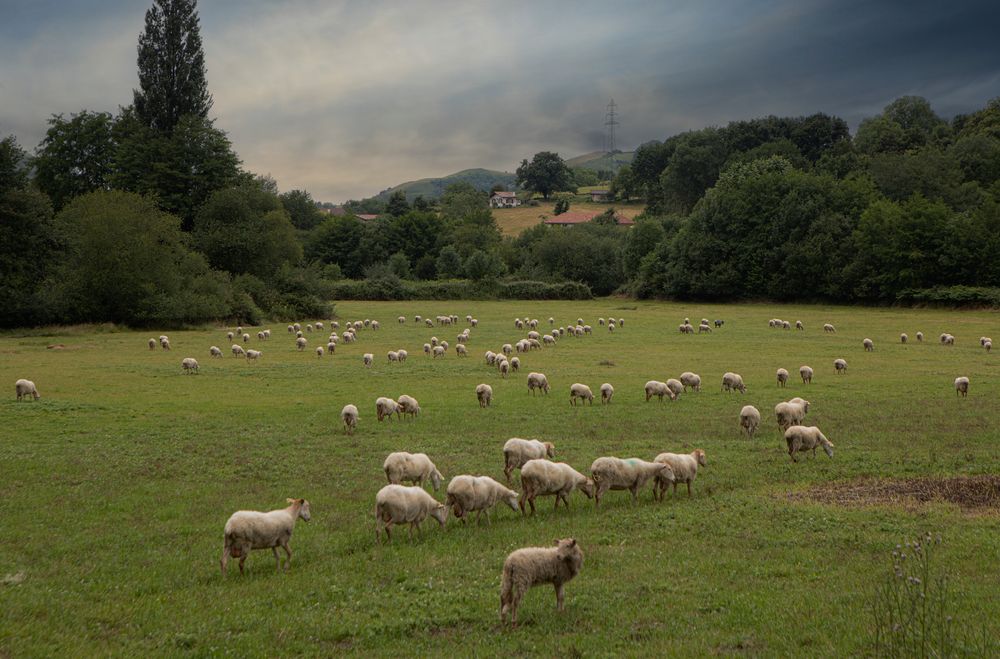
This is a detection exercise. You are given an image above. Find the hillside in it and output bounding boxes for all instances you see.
[565,150,634,171]
[372,168,517,202]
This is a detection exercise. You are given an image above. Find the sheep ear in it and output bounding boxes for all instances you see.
[569,538,576,547]
[286,498,296,504]
[298,498,305,504]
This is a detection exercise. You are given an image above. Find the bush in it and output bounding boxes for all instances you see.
[327,279,592,301]
[897,286,1000,308]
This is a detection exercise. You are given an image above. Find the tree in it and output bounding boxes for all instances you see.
[133,0,213,132]
[279,189,324,230]
[463,249,506,281]
[659,128,728,214]
[387,251,411,279]
[385,190,409,217]
[435,245,463,279]
[609,165,636,201]
[0,135,29,195]
[305,216,368,278]
[516,151,572,199]
[553,199,570,215]
[33,111,116,210]
[0,186,56,327]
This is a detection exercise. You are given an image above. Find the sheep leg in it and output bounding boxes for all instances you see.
[630,485,639,504]
[555,583,565,611]
[281,540,292,570]
[238,552,247,575]
[272,547,281,572]
[528,496,536,515]
[687,482,692,497]
[220,547,230,575]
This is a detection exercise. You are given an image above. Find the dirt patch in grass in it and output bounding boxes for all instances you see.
[792,475,1000,514]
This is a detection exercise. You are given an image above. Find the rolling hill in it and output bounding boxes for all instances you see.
[372,168,518,202]
[565,150,635,171]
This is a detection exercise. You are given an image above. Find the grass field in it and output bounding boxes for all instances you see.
[2,300,999,656]
[493,201,646,235]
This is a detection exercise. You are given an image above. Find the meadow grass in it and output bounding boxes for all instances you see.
[492,201,645,235]
[1,300,999,657]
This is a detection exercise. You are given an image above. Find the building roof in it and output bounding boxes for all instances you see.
[544,211,634,226]
[356,214,379,221]
[491,191,517,198]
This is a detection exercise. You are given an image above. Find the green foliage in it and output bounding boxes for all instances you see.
[609,165,636,201]
[515,223,624,295]
[660,128,729,214]
[553,198,570,215]
[32,111,116,210]
[279,189,324,230]
[463,249,506,281]
[304,216,368,278]
[0,186,56,327]
[0,135,30,194]
[385,190,409,217]
[435,245,463,279]
[516,151,573,199]
[371,168,517,203]
[327,278,591,300]
[571,167,600,187]
[856,96,948,155]
[387,251,411,279]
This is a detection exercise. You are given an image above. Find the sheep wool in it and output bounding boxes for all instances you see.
[500,538,583,627]
[221,498,311,575]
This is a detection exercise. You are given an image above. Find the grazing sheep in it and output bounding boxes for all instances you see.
[388,350,399,363]
[376,396,400,421]
[296,337,307,351]
[527,372,550,396]
[834,358,847,374]
[14,379,40,401]
[456,344,468,357]
[644,380,675,402]
[590,457,674,507]
[246,349,261,362]
[236,326,243,335]
[396,394,421,419]
[181,357,200,374]
[543,335,556,346]
[986,340,992,353]
[569,383,594,406]
[286,325,294,333]
[374,484,448,543]
[363,353,374,367]
[371,321,380,330]
[955,376,969,397]
[510,356,520,372]
[209,346,223,358]
[383,452,441,489]
[433,346,445,358]
[397,349,408,363]
[698,323,711,333]
[263,329,270,339]
[327,342,336,354]
[257,331,265,341]
[296,331,304,339]
[476,383,493,408]
[785,426,834,461]
[776,368,789,387]
[775,399,810,431]
[653,449,707,499]
[502,343,513,356]
[398,315,405,324]
[795,320,803,330]
[799,365,813,384]
[823,323,836,333]
[600,383,614,404]
[863,338,874,352]
[721,372,747,394]
[740,406,761,438]
[901,333,908,344]
[341,404,359,434]
[231,344,245,358]
[315,347,324,358]
[220,498,311,575]
[715,319,724,328]
[916,331,923,342]
[518,459,594,514]
[485,350,497,365]
[499,360,510,378]
[446,475,518,525]
[160,338,171,351]
[293,323,301,332]
[242,333,250,344]
[423,343,431,356]
[679,323,694,334]
[679,372,701,392]
[471,318,478,327]
[228,331,235,341]
[503,439,555,483]
[415,315,422,323]
[665,378,684,398]
[441,340,449,351]
[147,337,157,351]
[942,334,955,346]
[500,538,583,627]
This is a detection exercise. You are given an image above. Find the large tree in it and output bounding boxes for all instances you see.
[516,151,572,199]
[133,0,213,133]
[33,111,116,210]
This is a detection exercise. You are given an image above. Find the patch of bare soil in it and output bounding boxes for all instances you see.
[791,475,1000,514]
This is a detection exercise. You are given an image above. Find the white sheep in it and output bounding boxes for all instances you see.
[424,343,432,356]
[785,425,834,461]
[293,323,301,332]
[398,349,409,364]
[220,498,311,575]
[823,323,836,333]
[775,399,810,431]
[799,365,813,384]
[644,380,675,402]
[795,320,803,330]
[456,344,468,357]
[986,341,992,353]
[209,346,223,358]
[600,383,614,404]
[679,372,701,392]
[246,349,261,362]
[433,345,445,358]
[383,452,441,490]
[327,342,336,354]
[376,396,399,421]
[901,333,908,344]
[181,357,200,374]
[476,383,493,408]
[776,368,789,387]
[665,378,684,398]
[499,360,510,378]
[257,331,265,341]
[14,379,40,401]
[590,457,674,507]
[445,475,518,525]
[740,406,761,438]
[503,439,555,483]
[834,358,847,374]
[721,372,746,394]
[315,346,324,358]
[242,333,250,344]
[363,353,374,367]
[569,383,594,406]
[371,321,380,330]
[296,337,307,351]
[500,538,583,627]
[510,356,520,372]
[863,338,874,352]
[341,404,359,434]
[374,484,448,543]
[398,315,406,324]
[502,343,513,356]
[387,350,399,363]
[955,376,969,397]
[916,331,923,342]
[231,344,245,358]
[160,338,171,351]
[527,372,550,395]
[653,449,706,499]
[518,459,594,514]
[396,394,421,419]
[148,337,157,351]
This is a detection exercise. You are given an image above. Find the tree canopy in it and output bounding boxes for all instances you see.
[516,151,573,199]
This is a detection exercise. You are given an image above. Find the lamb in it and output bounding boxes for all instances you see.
[500,538,583,627]
[721,372,746,393]
[376,396,400,421]
[509,356,520,372]
[396,394,421,419]
[590,457,674,507]
[209,346,223,358]
[600,382,614,404]
[476,383,493,408]
[503,439,555,483]
[181,357,199,374]
[665,378,684,398]
[834,358,847,374]
[901,333,908,344]
[955,376,969,397]
[446,475,518,525]
[220,498,311,575]
[644,380,675,402]
[784,426,834,461]
[679,372,701,392]
[518,459,594,514]
[527,372,550,395]
[148,337,157,351]
[824,323,836,333]
[799,365,813,384]
[383,452,442,490]
[775,399,809,431]
[363,353,374,367]
[776,368,789,387]
[740,406,761,438]
[863,338,874,352]
[14,379,40,401]
[374,484,448,543]
[296,337,307,351]
[341,404,359,434]
[246,349,261,362]
[569,383,594,406]
[653,449,706,499]
[231,344,245,358]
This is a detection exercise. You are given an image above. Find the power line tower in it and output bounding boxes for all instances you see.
[603,98,619,153]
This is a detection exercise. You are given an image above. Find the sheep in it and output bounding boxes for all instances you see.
[569,383,594,406]
[503,439,555,483]
[863,338,874,352]
[980,336,991,346]
[502,343,513,356]
[476,383,493,408]
[679,323,694,334]
[955,376,969,397]
[618,318,624,327]
[220,498,311,575]
[425,319,434,328]
[341,404,359,434]
[160,338,171,351]
[665,378,684,398]
[775,399,809,431]
[653,449,706,499]
[499,360,510,378]
[296,337,307,351]
[327,342,336,354]
[293,323,301,332]
[315,346,324,358]
[471,318,478,327]
[527,372,550,395]
[795,320,803,330]
[600,383,614,404]
[644,380,675,402]
[398,315,405,324]
[527,330,540,341]
[485,350,497,365]
[296,331,304,339]
[721,372,746,394]
[518,459,594,514]
[14,379,40,401]
[397,394,421,419]
[383,452,441,490]
[834,358,847,374]
[286,325,294,333]
[510,356,520,372]
[445,475,518,525]
[181,357,200,374]
[231,344,245,358]
[371,321,380,330]
[698,323,711,333]
[823,323,836,333]
[246,349,261,362]
[363,353,374,367]
[528,338,542,350]
[799,365,813,384]
[242,333,250,344]
[901,333,908,344]
[784,426,834,461]
[374,484,448,543]
[776,368,789,387]
[441,340,449,351]
[414,315,422,323]
[740,405,761,438]
[500,538,583,627]
[376,396,400,421]
[679,372,701,392]
[257,331,265,341]
[209,346,223,358]
[543,335,556,346]
[433,345,445,358]
[423,343,431,356]
[916,331,923,342]
[236,326,244,335]
[942,334,955,346]
[387,350,399,363]
[590,457,674,507]
[456,344,468,357]
[715,319,724,328]
[147,337,157,351]
[986,340,993,353]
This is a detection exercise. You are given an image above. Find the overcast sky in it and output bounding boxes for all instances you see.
[2,0,998,202]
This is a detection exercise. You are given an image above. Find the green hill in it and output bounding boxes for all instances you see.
[565,150,635,172]
[372,168,518,202]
